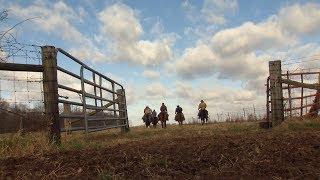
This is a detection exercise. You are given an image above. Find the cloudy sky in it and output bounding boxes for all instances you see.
[1,0,320,126]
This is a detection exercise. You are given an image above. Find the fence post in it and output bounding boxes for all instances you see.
[287,71,292,117]
[116,89,129,132]
[63,103,72,134]
[42,46,60,145]
[269,60,284,126]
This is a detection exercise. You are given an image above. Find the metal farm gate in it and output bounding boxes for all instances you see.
[0,46,129,144]
[266,60,320,127]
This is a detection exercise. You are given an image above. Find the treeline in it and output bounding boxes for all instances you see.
[0,98,46,133]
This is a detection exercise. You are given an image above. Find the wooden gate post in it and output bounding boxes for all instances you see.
[63,103,72,134]
[116,89,129,132]
[269,60,284,126]
[42,46,60,144]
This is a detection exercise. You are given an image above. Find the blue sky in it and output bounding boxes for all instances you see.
[1,0,320,126]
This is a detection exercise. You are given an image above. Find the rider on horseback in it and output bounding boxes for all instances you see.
[175,105,185,125]
[159,103,168,128]
[143,106,152,128]
[198,100,208,118]
[151,109,158,128]
[175,105,183,114]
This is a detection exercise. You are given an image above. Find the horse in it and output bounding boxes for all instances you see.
[142,113,152,128]
[158,111,168,128]
[151,116,159,128]
[175,112,185,125]
[198,109,208,125]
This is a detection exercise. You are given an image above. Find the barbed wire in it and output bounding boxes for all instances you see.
[0,41,44,112]
[0,39,41,64]
[282,58,320,66]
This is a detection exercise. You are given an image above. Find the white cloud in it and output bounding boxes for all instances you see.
[279,3,320,35]
[216,52,268,80]
[98,3,173,66]
[181,0,200,23]
[150,20,164,35]
[172,81,194,98]
[104,72,125,84]
[98,3,143,42]
[10,1,83,44]
[0,71,43,103]
[124,86,136,105]
[8,1,108,63]
[176,42,218,79]
[142,70,160,79]
[201,0,238,25]
[68,46,108,63]
[144,83,168,99]
[176,2,320,87]
[211,19,296,56]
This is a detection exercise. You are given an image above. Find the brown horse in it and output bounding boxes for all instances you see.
[151,116,159,128]
[158,111,168,128]
[175,112,185,125]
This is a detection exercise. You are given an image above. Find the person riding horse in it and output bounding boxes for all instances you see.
[175,105,185,125]
[143,106,152,128]
[151,109,158,128]
[158,103,168,128]
[198,100,208,124]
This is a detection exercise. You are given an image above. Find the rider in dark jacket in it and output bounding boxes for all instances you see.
[175,105,185,123]
[160,103,167,112]
[159,103,168,128]
[175,105,183,114]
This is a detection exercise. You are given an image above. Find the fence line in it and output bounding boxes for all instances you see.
[0,45,129,144]
[266,60,320,128]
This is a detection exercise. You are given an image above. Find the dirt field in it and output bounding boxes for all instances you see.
[1,123,320,179]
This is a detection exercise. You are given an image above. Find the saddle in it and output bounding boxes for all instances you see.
[175,113,185,121]
[158,112,168,121]
[198,109,208,118]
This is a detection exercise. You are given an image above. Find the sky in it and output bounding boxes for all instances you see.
[1,0,320,126]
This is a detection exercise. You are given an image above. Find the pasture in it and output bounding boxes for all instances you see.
[1,119,320,179]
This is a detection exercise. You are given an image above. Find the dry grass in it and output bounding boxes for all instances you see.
[1,118,320,159]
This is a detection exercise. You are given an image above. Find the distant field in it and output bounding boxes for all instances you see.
[1,119,320,179]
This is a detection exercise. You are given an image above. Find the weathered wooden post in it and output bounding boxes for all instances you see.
[63,103,72,134]
[42,46,60,144]
[269,60,284,126]
[116,89,129,132]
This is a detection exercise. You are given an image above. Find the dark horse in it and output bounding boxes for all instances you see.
[151,116,159,128]
[175,112,185,125]
[158,111,168,128]
[142,113,151,128]
[198,109,208,125]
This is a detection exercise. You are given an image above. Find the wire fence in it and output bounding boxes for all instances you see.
[0,41,45,133]
[281,55,320,118]
[183,104,266,124]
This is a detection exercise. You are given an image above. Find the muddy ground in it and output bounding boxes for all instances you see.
[1,129,320,179]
